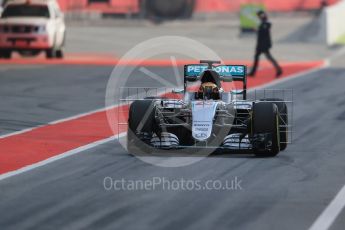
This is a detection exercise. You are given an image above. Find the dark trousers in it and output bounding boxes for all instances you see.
[250,49,281,75]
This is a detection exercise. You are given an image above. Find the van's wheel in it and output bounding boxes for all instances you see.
[2,50,12,59]
[260,98,288,151]
[252,102,280,157]
[56,50,64,59]
[127,100,156,154]
[46,49,56,59]
[46,49,63,59]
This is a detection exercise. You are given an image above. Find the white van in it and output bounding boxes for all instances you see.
[0,0,66,59]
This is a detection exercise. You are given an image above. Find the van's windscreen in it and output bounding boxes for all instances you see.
[2,5,50,18]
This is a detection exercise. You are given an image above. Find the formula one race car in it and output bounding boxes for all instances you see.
[126,60,290,157]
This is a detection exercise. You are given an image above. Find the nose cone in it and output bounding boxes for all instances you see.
[192,101,218,141]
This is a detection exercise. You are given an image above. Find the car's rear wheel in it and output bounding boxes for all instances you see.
[260,98,288,151]
[127,100,156,154]
[252,102,280,157]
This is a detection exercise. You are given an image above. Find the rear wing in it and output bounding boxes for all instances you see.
[184,61,248,99]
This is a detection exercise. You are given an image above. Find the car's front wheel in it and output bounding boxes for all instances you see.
[252,102,280,157]
[260,98,288,151]
[127,100,156,154]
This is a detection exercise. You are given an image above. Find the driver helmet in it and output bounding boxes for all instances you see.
[198,70,221,100]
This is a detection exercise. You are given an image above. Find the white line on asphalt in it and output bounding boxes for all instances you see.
[0,62,327,181]
[0,89,174,139]
[0,133,126,181]
[0,61,328,140]
[309,185,345,230]
[0,105,117,139]
[307,47,345,230]
[327,46,345,62]
[250,61,329,91]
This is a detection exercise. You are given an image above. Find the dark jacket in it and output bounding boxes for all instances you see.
[256,21,272,52]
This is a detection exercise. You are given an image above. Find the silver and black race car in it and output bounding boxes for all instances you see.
[126,60,291,157]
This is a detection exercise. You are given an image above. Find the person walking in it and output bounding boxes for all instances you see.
[248,10,283,78]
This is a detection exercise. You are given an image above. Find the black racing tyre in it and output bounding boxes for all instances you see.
[252,102,280,157]
[260,98,288,151]
[127,100,156,154]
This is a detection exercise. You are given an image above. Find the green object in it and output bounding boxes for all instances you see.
[336,34,345,45]
[240,3,266,31]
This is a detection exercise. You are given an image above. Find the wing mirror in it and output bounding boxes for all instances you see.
[220,76,233,82]
[172,89,184,94]
[231,90,244,95]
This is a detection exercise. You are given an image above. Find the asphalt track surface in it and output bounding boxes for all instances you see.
[1,64,345,230]
[0,65,178,135]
